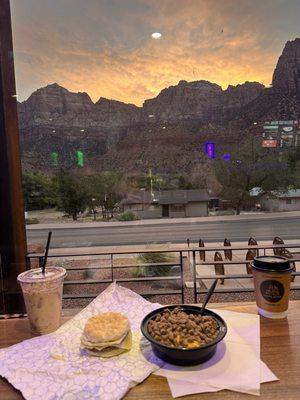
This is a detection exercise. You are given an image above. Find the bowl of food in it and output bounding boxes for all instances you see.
[141,305,227,365]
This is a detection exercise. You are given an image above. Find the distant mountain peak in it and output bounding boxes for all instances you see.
[177,79,221,89]
[30,83,91,100]
[226,81,265,90]
[95,97,140,110]
[21,82,93,115]
[46,82,62,88]
[272,38,300,96]
[38,82,69,93]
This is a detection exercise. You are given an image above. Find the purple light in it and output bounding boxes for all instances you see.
[205,142,215,159]
[223,154,230,161]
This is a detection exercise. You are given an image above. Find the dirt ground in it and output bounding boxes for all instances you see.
[27,209,98,224]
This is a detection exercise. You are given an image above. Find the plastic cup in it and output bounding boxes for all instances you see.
[251,256,293,319]
[17,267,66,334]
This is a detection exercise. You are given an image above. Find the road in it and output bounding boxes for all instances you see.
[26,214,300,248]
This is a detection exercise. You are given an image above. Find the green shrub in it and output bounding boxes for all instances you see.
[117,211,140,221]
[135,252,175,277]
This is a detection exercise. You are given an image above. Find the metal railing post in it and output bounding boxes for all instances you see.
[193,250,197,303]
[111,253,114,282]
[38,256,44,269]
[25,255,31,271]
[180,251,184,304]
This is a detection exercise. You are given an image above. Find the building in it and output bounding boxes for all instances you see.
[120,189,210,219]
[260,189,300,212]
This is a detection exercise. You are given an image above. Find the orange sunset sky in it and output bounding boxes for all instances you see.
[11,0,300,106]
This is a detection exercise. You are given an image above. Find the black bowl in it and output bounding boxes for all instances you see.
[141,305,227,366]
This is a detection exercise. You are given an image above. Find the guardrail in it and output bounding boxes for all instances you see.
[190,242,300,303]
[25,241,300,306]
[26,249,185,303]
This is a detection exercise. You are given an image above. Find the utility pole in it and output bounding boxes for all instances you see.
[149,168,154,200]
[0,0,27,313]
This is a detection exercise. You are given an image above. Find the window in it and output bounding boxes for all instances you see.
[286,199,296,205]
[10,0,300,223]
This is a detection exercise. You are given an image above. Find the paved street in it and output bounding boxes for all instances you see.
[27,214,300,248]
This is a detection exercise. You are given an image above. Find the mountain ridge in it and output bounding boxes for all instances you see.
[19,38,300,173]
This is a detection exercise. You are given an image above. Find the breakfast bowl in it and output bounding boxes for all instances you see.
[141,305,227,366]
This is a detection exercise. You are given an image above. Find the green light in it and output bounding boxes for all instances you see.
[51,151,59,166]
[76,150,84,167]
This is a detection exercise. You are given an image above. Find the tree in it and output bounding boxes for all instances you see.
[54,171,90,220]
[214,137,293,214]
[22,171,56,210]
[135,173,167,191]
[288,141,300,187]
[86,171,125,219]
[189,163,222,194]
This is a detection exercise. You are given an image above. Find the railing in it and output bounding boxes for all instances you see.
[24,241,300,308]
[190,242,300,303]
[26,248,186,304]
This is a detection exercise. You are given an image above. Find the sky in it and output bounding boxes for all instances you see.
[10,0,300,105]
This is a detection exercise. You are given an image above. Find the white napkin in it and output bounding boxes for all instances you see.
[154,309,278,397]
[167,361,278,397]
[0,283,163,400]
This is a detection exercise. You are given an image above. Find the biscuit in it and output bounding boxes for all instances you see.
[81,331,132,351]
[81,331,128,348]
[87,347,126,358]
[82,312,130,343]
[83,331,132,356]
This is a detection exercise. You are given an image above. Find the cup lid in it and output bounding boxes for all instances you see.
[17,267,66,283]
[253,256,292,272]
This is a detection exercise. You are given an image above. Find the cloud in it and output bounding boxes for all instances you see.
[10,0,300,105]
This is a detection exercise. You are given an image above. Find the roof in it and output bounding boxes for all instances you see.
[249,187,263,197]
[277,189,300,198]
[260,189,300,199]
[158,189,210,204]
[121,189,210,205]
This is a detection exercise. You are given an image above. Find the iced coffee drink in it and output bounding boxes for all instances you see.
[17,267,66,335]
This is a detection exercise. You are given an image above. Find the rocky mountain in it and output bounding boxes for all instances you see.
[272,38,300,96]
[142,80,264,123]
[19,38,300,173]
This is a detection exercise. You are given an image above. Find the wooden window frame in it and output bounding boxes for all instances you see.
[0,0,27,314]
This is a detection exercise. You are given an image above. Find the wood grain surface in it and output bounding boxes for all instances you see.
[1,302,300,399]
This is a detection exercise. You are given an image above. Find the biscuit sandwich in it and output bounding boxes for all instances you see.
[81,312,132,358]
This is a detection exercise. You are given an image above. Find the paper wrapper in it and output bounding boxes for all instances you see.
[0,283,163,400]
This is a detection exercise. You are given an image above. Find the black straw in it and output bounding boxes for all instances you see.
[42,231,52,274]
[200,279,218,315]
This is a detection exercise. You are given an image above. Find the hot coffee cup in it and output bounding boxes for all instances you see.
[251,256,293,319]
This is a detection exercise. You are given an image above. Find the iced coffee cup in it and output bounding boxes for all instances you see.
[251,256,293,319]
[17,267,66,335]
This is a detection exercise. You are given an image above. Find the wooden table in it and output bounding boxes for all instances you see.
[1,302,300,399]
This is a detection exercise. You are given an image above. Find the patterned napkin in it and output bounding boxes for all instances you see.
[0,283,163,400]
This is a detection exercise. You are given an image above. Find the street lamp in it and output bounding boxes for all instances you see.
[140,188,146,211]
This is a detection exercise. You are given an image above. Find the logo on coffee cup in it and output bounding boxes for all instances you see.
[260,280,284,303]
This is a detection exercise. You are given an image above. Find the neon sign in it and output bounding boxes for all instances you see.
[205,142,215,159]
[222,154,230,161]
[76,150,84,167]
[50,152,59,166]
